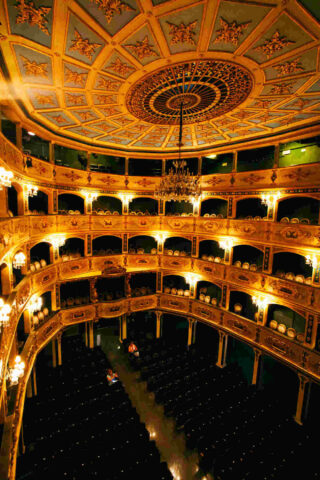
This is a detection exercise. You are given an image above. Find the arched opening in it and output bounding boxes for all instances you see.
[163,274,189,296]
[200,198,228,218]
[58,193,84,214]
[127,311,156,342]
[17,312,27,349]
[236,198,268,220]
[197,281,221,306]
[194,322,219,356]
[277,197,319,224]
[31,291,52,330]
[232,245,263,271]
[164,237,191,256]
[28,190,48,215]
[30,242,51,270]
[129,272,156,297]
[165,200,193,216]
[229,291,258,322]
[59,238,84,259]
[129,197,158,216]
[199,239,225,262]
[7,185,19,217]
[92,236,122,256]
[267,304,306,340]
[60,280,90,308]
[0,263,10,296]
[92,195,122,215]
[226,337,255,384]
[95,276,125,301]
[12,264,24,288]
[272,252,312,283]
[162,313,188,347]
[128,235,157,254]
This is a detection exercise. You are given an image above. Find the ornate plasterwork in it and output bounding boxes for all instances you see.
[35,93,55,105]
[51,114,66,124]
[97,76,121,90]
[126,36,157,59]
[15,0,51,35]
[273,58,304,76]
[21,56,48,77]
[66,93,85,105]
[65,66,87,86]
[126,60,252,125]
[254,31,295,58]
[270,82,293,95]
[167,20,197,45]
[214,18,250,45]
[109,57,134,75]
[89,0,134,23]
[69,29,101,60]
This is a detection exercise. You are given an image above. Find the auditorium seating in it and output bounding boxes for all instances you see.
[126,337,318,479]
[17,336,173,480]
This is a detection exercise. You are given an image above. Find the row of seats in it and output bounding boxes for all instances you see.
[18,335,173,480]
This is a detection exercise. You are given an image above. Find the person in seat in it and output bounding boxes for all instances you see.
[128,341,139,357]
[106,368,118,385]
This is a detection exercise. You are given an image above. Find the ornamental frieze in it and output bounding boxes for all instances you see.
[224,313,257,340]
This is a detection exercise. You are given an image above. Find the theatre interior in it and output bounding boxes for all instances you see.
[0,0,320,478]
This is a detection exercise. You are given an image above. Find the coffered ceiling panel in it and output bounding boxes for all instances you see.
[0,0,319,154]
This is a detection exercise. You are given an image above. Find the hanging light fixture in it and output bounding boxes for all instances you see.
[13,252,26,269]
[47,235,66,249]
[25,184,38,197]
[7,355,25,385]
[155,102,201,202]
[27,295,42,314]
[0,167,13,190]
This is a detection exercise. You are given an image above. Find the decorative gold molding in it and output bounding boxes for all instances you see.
[254,31,295,59]
[69,29,101,61]
[167,20,197,45]
[15,0,51,35]
[214,18,251,46]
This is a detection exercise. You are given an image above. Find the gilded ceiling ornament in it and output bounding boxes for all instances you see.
[96,94,115,104]
[292,97,312,108]
[97,76,121,90]
[66,93,85,105]
[95,122,114,132]
[69,29,101,61]
[270,82,292,95]
[21,55,48,77]
[77,111,95,121]
[273,58,304,76]
[167,20,197,45]
[51,115,66,124]
[76,128,92,135]
[109,57,134,76]
[15,0,51,35]
[126,36,157,59]
[99,106,120,115]
[35,94,55,105]
[113,116,132,125]
[255,99,273,109]
[88,0,134,23]
[254,31,295,58]
[214,18,250,46]
[65,66,87,87]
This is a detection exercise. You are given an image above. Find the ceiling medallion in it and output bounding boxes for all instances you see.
[126,60,253,125]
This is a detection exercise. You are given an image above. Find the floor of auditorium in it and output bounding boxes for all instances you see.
[100,330,202,480]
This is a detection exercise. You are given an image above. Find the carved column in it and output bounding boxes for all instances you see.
[156,311,162,339]
[26,376,33,398]
[294,374,310,425]
[52,338,57,368]
[162,159,166,176]
[85,322,88,347]
[90,278,98,303]
[89,320,94,349]
[252,349,262,385]
[197,156,202,176]
[57,333,62,366]
[122,314,127,341]
[49,141,55,164]
[232,151,237,172]
[125,157,129,176]
[0,384,7,423]
[216,331,228,368]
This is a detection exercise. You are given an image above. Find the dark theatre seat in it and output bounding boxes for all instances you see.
[17,336,173,480]
[125,336,319,480]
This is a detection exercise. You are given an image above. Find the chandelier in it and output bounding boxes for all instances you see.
[13,252,26,269]
[155,102,201,202]
[0,298,11,327]
[25,184,38,197]
[0,166,13,190]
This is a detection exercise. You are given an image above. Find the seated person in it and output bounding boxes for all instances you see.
[106,368,118,385]
[128,341,139,357]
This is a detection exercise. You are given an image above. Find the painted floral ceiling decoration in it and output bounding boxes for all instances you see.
[0,0,319,153]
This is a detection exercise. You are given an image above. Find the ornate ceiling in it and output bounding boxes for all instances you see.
[0,0,319,153]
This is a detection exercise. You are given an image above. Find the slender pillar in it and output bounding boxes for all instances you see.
[216,332,228,368]
[85,322,88,347]
[57,333,62,366]
[192,320,197,345]
[0,385,7,424]
[252,349,262,385]
[156,311,162,339]
[89,320,94,348]
[32,364,37,396]
[125,157,129,176]
[122,315,127,341]
[198,156,202,176]
[26,377,33,398]
[232,151,237,172]
[294,374,309,425]
[187,318,196,346]
[52,339,57,368]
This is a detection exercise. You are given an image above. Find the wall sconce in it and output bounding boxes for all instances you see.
[28,295,42,314]
[252,296,269,310]
[305,254,318,269]
[82,191,99,203]
[8,355,25,386]
[219,238,233,250]
[261,192,280,208]
[118,193,133,206]
[25,184,38,197]
[13,252,26,269]
[0,167,13,189]
[0,298,11,327]
[154,233,167,244]
[47,235,66,249]
[185,273,201,288]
